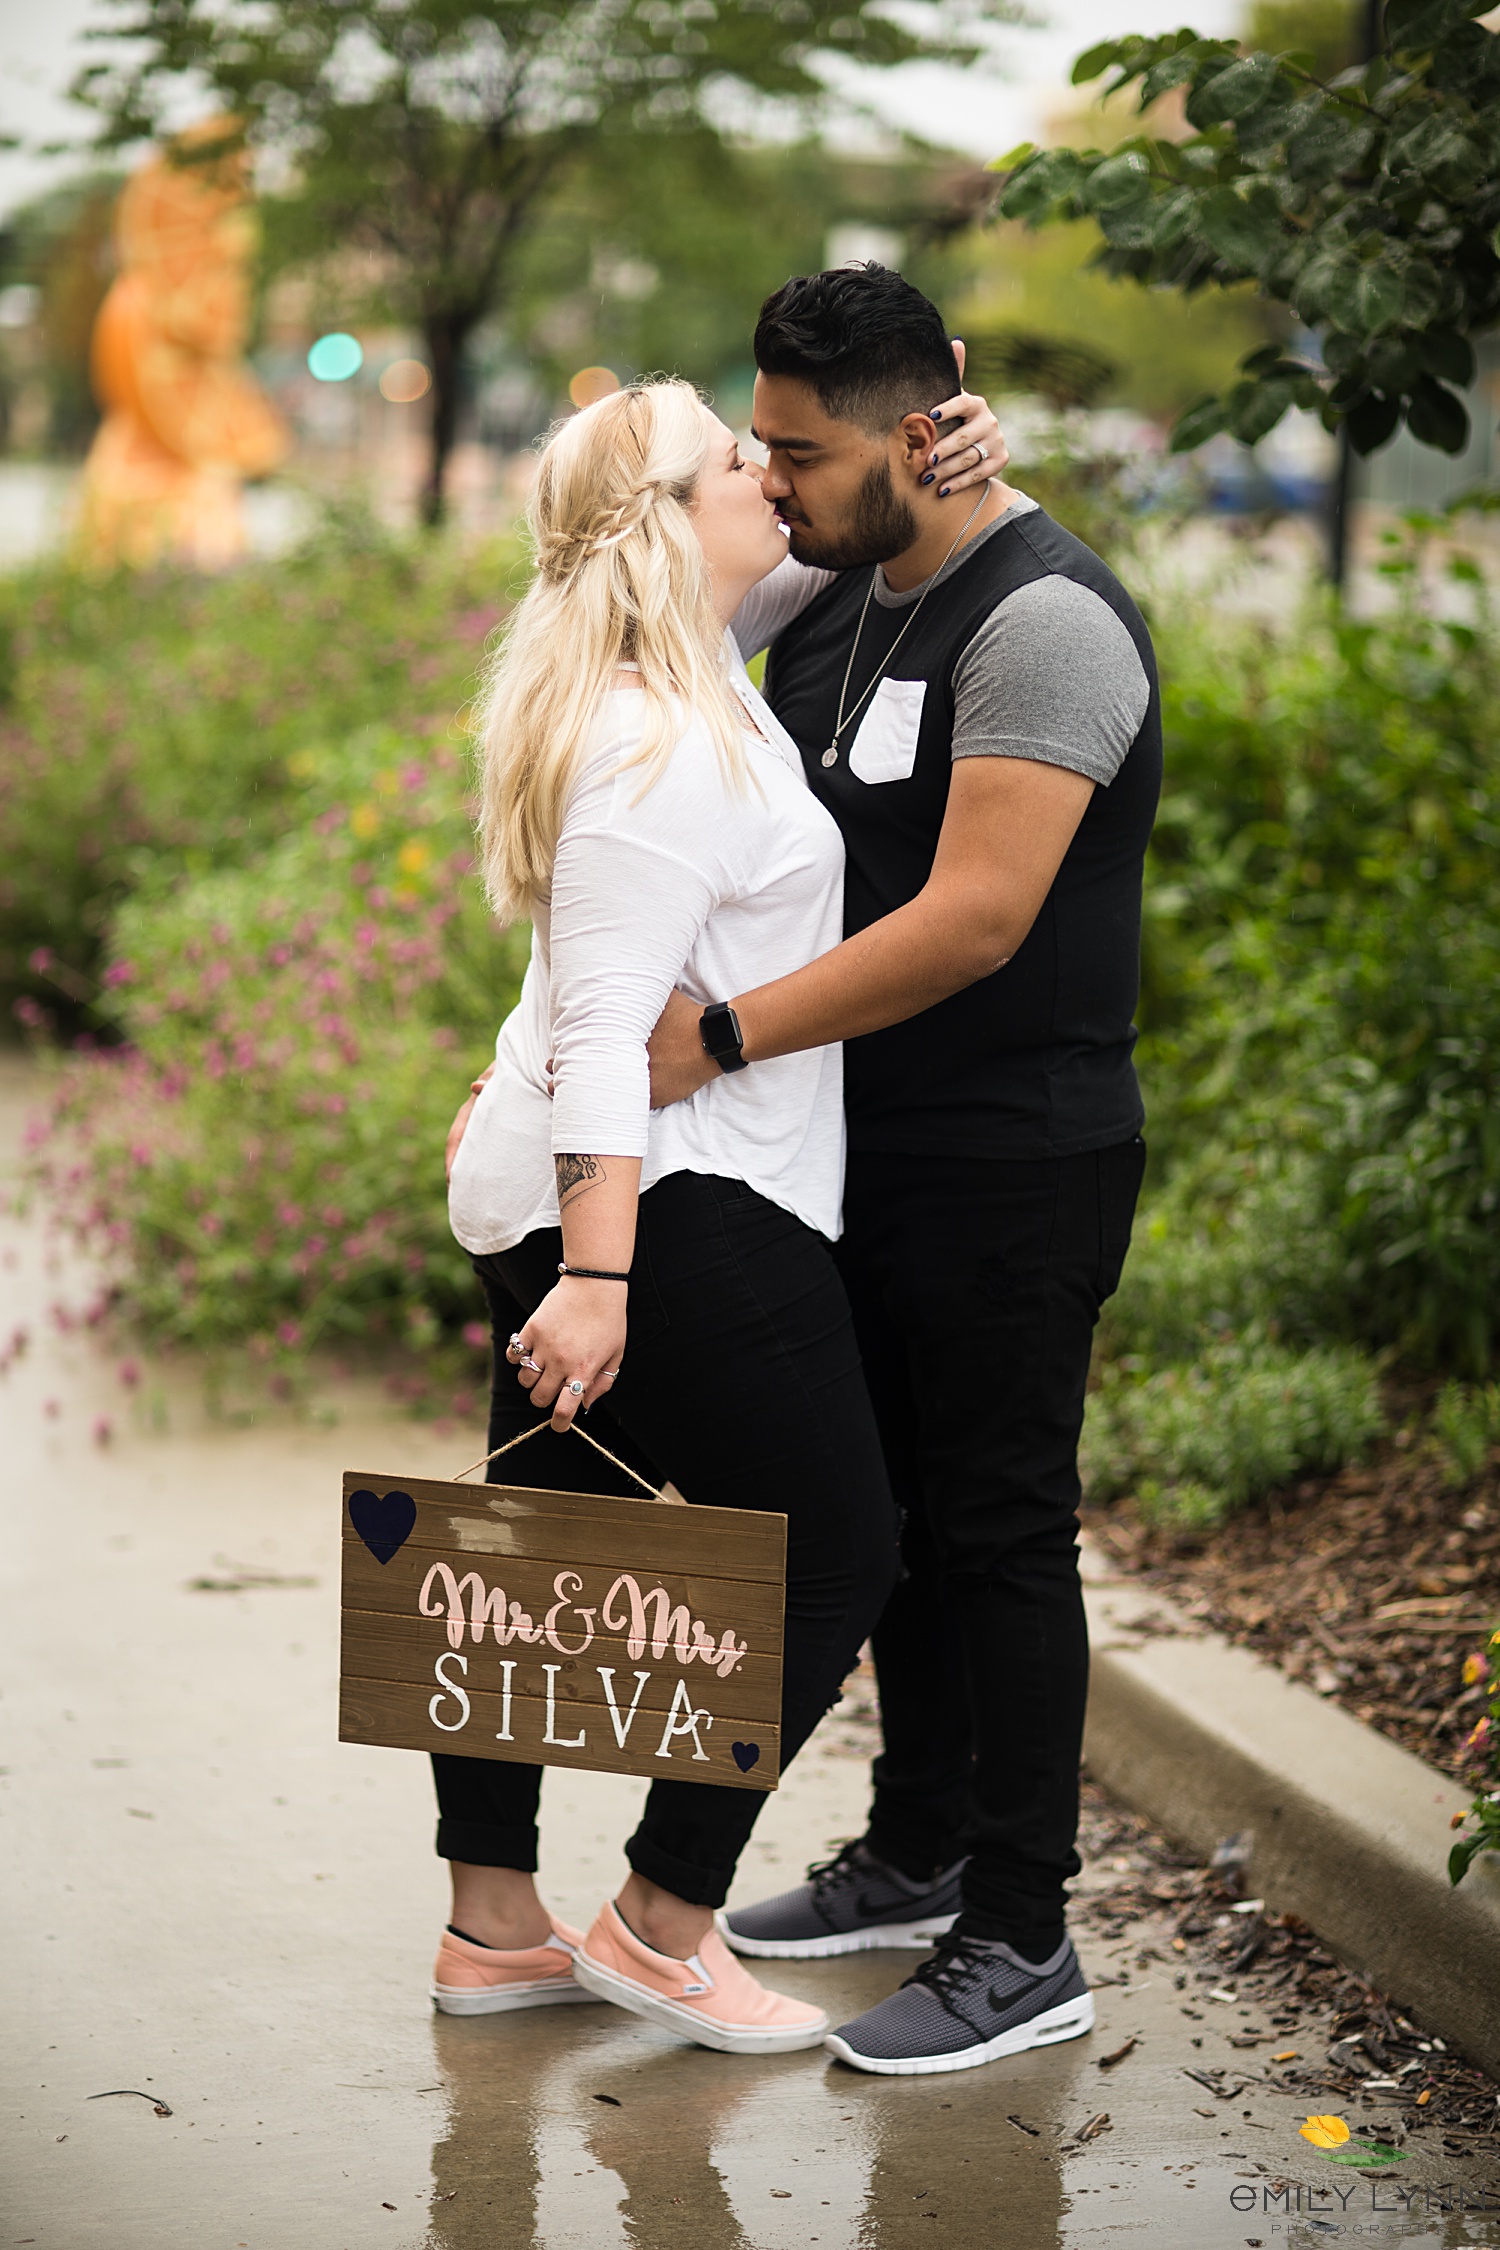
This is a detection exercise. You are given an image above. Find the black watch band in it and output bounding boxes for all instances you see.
[700,1000,749,1074]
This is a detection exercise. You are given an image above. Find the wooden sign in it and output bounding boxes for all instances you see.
[339,1470,786,1790]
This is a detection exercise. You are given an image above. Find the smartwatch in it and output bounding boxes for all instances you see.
[700,1000,749,1074]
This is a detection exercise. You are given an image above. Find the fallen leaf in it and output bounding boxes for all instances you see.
[1416,2090,1432,2107]
[1300,2115,1350,2149]
[1272,2050,1298,2063]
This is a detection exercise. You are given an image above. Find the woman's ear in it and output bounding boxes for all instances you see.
[952,338,966,382]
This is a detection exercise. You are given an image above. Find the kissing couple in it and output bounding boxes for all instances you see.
[438,262,1159,2075]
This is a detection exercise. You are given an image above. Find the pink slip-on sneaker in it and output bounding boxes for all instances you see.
[572,1899,829,2055]
[430,1918,598,2015]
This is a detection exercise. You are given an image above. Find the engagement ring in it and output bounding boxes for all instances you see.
[567,1379,585,1396]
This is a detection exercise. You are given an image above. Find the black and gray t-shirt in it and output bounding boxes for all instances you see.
[729,499,1162,1159]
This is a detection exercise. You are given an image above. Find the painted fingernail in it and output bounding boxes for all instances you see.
[929,452,939,466]
[931,409,944,421]
[921,472,935,485]
[939,485,951,498]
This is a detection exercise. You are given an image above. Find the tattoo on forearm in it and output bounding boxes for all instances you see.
[555,1153,606,1209]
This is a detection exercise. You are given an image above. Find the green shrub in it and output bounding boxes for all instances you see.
[0,519,523,1025]
[1081,1336,1385,1532]
[1432,1379,1500,1491]
[26,725,526,1362]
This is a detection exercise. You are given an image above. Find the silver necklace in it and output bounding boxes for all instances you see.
[821,489,990,769]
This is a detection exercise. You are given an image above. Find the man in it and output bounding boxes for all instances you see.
[648,263,1160,2076]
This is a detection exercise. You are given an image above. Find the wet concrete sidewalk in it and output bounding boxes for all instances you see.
[2,1056,1495,2250]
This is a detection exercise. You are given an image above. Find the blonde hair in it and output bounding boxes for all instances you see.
[475,376,748,922]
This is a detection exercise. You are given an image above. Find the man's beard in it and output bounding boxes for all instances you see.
[780,459,918,572]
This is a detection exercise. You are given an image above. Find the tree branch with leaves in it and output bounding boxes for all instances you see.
[76,0,1018,520]
[992,0,1500,460]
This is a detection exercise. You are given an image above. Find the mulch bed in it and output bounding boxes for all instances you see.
[1074,1782,1500,2158]
[1083,1425,1500,1791]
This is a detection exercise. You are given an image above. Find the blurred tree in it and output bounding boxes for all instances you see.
[76,0,1019,521]
[509,134,966,407]
[1241,0,1360,77]
[993,0,1500,463]
[0,176,122,455]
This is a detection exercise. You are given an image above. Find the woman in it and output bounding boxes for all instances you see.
[438,375,1005,2056]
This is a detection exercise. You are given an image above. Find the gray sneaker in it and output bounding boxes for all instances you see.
[718,1841,965,1960]
[825,1931,1093,2076]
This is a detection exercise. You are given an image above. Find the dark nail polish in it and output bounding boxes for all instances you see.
[932,409,943,421]
[921,472,935,485]
[939,485,951,498]
[929,452,938,467]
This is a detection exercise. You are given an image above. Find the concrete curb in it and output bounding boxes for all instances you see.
[1080,1543,1500,2080]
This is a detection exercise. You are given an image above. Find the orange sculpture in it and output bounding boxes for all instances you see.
[77,122,289,569]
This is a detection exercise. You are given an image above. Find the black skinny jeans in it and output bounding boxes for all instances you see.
[836,1135,1146,1953]
[431,1168,899,1909]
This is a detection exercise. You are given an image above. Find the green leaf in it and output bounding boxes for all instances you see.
[998,150,1083,220]
[1326,261,1407,336]
[1386,0,1482,53]
[1140,50,1200,104]
[1346,390,1402,453]
[1407,375,1470,454]
[1072,39,1127,85]
[1197,184,1285,270]
[1451,1834,1481,1884]
[1320,2141,1409,2167]
[989,141,1036,172]
[1169,394,1227,452]
[1286,108,1377,181]
[1323,331,1366,377]
[1081,149,1153,211]
[1225,377,1298,446]
[1187,50,1278,127]
[1419,327,1476,385]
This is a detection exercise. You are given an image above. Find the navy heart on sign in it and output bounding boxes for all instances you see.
[348,1487,416,1565]
[731,1741,760,1774]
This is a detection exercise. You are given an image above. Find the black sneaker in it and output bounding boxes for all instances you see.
[824,1930,1093,2076]
[718,1841,965,1960]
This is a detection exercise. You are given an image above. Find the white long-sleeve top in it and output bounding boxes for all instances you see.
[447,609,846,1253]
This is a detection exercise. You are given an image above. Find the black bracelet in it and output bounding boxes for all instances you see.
[557,1262,630,1283]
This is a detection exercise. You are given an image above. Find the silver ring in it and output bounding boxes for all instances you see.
[519,1354,541,1373]
[568,1379,585,1396]
[506,1332,524,1359]
[602,1368,619,1381]
[973,441,988,463]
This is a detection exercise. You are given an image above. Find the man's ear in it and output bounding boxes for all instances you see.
[895,411,940,474]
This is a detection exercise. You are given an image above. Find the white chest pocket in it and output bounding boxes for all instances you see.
[848,676,927,785]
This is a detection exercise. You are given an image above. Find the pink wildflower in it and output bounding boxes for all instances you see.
[101,960,137,988]
[1466,1716,1492,1751]
[92,1416,113,1447]
[118,1359,141,1389]
[462,1322,488,1351]
[277,1320,302,1347]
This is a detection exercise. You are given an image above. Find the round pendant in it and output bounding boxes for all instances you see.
[821,747,839,768]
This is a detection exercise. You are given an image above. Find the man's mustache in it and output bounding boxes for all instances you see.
[774,501,808,527]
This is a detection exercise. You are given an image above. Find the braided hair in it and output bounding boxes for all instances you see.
[474,378,748,921]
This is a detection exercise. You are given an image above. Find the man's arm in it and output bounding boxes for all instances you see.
[647,755,1094,1101]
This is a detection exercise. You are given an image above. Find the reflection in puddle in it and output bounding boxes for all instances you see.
[426,1988,1070,2249]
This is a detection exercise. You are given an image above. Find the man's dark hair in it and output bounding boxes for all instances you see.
[753,265,960,434]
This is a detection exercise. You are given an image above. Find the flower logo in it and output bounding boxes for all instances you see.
[1300,2114,1407,2168]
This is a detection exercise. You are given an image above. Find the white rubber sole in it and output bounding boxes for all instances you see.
[717,1911,958,1960]
[430,1975,600,2016]
[825,1989,1095,2076]
[571,1949,830,2055]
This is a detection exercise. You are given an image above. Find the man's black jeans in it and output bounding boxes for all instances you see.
[835,1135,1146,1954]
[431,1169,899,1909]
